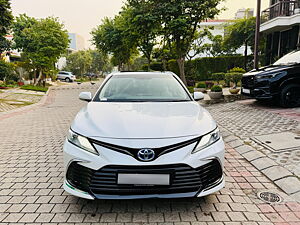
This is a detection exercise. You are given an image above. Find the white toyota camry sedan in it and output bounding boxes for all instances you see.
[63,72,225,200]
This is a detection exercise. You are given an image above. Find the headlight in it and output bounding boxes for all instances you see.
[256,72,284,80]
[192,128,220,153]
[67,129,98,155]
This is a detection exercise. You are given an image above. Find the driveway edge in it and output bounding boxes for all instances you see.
[221,126,300,202]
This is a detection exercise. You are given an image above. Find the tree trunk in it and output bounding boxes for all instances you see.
[33,70,37,84]
[244,41,248,71]
[177,58,187,85]
[162,59,167,71]
[147,57,151,71]
[34,70,43,86]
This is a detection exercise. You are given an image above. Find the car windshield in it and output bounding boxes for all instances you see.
[94,74,191,102]
[273,50,300,66]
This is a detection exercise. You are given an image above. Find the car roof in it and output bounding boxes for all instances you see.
[111,71,176,76]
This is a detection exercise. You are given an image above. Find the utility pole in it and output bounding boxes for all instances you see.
[254,0,261,70]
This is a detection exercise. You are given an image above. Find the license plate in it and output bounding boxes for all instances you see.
[117,174,170,185]
[242,88,250,94]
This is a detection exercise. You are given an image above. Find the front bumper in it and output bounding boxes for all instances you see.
[63,138,225,200]
[242,87,274,99]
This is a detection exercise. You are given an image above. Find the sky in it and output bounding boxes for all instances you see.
[10,0,269,48]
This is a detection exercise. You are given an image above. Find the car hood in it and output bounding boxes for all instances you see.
[71,102,216,139]
[243,64,291,76]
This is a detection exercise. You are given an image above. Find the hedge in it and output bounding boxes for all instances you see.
[139,55,252,82]
[168,55,253,81]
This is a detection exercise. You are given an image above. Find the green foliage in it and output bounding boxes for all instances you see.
[65,50,92,76]
[187,86,194,93]
[91,16,137,70]
[89,50,112,74]
[12,15,69,84]
[168,59,180,76]
[228,67,246,73]
[223,17,256,51]
[195,82,206,88]
[211,85,222,92]
[0,60,14,81]
[150,62,163,71]
[12,14,37,51]
[0,0,13,53]
[168,55,249,81]
[155,0,224,83]
[225,72,243,87]
[124,1,161,68]
[211,73,225,84]
[20,85,48,92]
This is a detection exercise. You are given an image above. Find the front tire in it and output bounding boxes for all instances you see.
[280,84,300,108]
[65,77,71,82]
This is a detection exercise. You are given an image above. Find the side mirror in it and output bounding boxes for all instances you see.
[193,92,204,101]
[79,92,92,102]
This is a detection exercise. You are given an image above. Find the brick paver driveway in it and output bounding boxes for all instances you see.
[0,83,299,224]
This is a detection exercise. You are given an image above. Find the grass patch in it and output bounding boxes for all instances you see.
[20,85,48,92]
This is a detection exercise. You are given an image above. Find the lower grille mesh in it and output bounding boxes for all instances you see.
[66,159,223,196]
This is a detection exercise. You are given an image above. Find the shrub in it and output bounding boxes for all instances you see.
[205,81,214,89]
[225,72,243,87]
[5,80,17,85]
[211,85,222,92]
[20,85,48,92]
[228,67,246,73]
[195,82,206,88]
[187,86,194,93]
[150,62,164,71]
[0,60,15,81]
[211,73,225,84]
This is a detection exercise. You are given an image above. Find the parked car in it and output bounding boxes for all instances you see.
[63,72,225,200]
[57,71,76,82]
[242,50,300,108]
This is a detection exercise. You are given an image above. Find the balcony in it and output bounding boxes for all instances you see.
[260,1,300,32]
[262,1,299,23]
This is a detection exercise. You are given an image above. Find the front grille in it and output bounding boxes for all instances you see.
[242,75,255,88]
[89,137,199,162]
[66,163,93,192]
[66,160,223,196]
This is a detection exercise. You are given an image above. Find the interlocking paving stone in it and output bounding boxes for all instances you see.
[251,157,278,170]
[275,177,300,194]
[0,83,299,224]
[243,151,265,162]
[262,166,293,181]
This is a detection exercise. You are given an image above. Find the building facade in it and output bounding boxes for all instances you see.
[68,33,85,52]
[261,0,300,64]
[235,8,254,19]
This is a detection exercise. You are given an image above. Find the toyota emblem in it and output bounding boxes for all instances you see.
[137,149,155,161]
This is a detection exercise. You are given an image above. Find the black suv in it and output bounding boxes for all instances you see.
[242,50,300,108]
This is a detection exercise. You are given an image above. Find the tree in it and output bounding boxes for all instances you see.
[65,50,93,76]
[12,14,37,51]
[0,0,13,56]
[186,29,212,60]
[89,50,112,75]
[153,0,224,84]
[91,16,137,71]
[124,1,161,70]
[13,16,69,85]
[223,17,256,70]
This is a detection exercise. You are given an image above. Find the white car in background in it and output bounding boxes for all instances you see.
[63,72,225,200]
[57,71,76,82]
